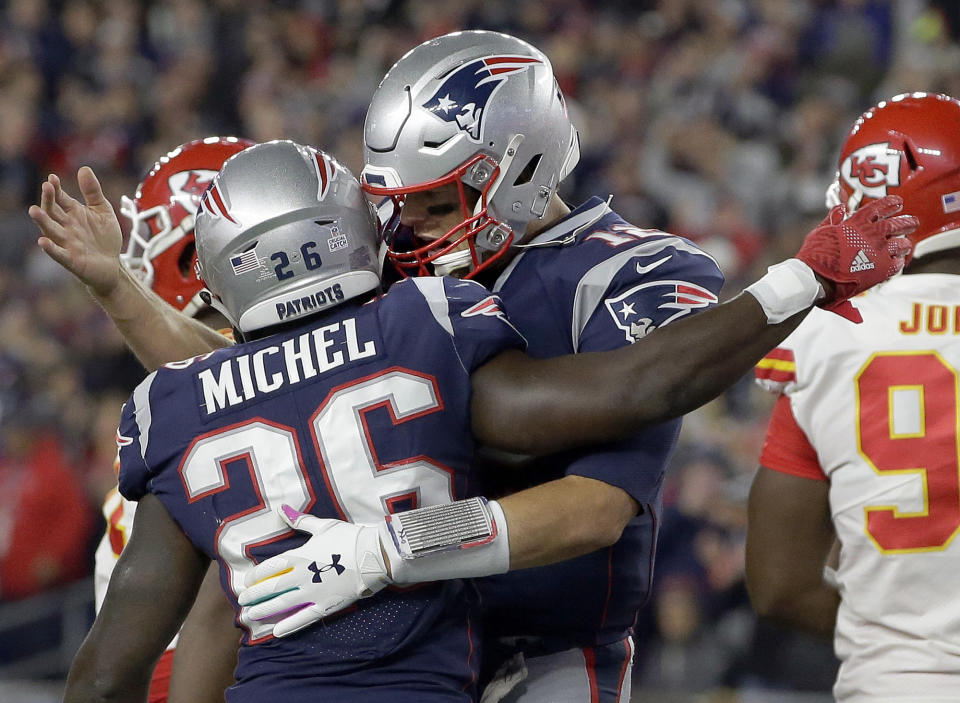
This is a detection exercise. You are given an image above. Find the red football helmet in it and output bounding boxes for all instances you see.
[120,137,254,315]
[828,92,960,259]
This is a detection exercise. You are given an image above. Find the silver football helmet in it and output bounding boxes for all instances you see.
[361,30,580,279]
[195,140,380,334]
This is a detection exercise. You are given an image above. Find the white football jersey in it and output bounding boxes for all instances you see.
[758,273,960,702]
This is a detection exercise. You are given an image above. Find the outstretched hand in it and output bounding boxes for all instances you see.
[796,195,916,322]
[27,167,124,298]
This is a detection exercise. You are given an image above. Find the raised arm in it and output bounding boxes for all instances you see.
[470,292,794,453]
[470,195,917,454]
[28,168,230,370]
[64,494,209,702]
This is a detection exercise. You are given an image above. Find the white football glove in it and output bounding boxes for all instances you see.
[237,504,390,638]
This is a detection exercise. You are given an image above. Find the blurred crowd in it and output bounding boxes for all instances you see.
[3,0,960,697]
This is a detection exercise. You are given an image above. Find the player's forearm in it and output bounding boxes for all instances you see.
[747,581,839,637]
[236,482,638,634]
[93,267,230,370]
[63,636,152,703]
[379,477,635,579]
[472,294,807,455]
[169,563,239,703]
[497,476,637,570]
[746,466,838,638]
[614,292,809,424]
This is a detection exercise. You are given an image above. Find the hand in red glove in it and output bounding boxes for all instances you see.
[796,195,917,322]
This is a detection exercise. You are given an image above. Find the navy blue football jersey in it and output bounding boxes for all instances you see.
[479,197,724,646]
[117,277,524,702]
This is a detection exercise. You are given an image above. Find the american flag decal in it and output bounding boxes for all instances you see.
[943,190,960,214]
[230,249,261,275]
[755,347,796,384]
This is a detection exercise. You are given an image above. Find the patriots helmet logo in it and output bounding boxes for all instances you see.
[422,55,542,142]
[461,294,524,337]
[462,294,510,323]
[604,280,719,343]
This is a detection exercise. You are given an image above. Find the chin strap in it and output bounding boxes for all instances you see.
[198,289,240,329]
[513,195,613,251]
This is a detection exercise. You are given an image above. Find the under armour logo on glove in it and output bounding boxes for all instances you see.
[796,195,917,322]
[308,555,345,582]
[236,505,390,638]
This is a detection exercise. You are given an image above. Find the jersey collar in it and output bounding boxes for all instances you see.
[523,196,611,247]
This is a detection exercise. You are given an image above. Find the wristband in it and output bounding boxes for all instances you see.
[378,497,510,584]
[744,258,825,324]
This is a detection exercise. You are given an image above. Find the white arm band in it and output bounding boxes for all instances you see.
[744,258,825,324]
[378,497,511,584]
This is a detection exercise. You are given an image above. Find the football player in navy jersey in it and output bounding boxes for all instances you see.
[51,138,910,703]
[245,32,719,701]
[64,140,535,703]
[231,32,914,703]
[34,40,913,703]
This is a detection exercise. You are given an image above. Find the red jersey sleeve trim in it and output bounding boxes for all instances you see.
[755,347,797,384]
[760,394,827,481]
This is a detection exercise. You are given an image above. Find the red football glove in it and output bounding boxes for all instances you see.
[796,195,916,322]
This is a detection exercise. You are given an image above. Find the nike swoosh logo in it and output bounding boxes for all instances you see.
[636,256,671,275]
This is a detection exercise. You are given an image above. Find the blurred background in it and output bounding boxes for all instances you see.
[1,0,957,701]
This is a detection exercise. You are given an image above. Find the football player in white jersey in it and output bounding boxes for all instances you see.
[747,92,960,703]
[91,137,252,703]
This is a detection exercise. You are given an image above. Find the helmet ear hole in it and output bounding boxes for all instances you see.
[513,154,542,186]
[178,241,197,277]
[902,139,918,172]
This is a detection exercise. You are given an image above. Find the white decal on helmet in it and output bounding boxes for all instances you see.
[168,169,219,213]
[840,143,901,199]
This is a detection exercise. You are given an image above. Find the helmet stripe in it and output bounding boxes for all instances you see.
[314,152,334,200]
[209,184,238,224]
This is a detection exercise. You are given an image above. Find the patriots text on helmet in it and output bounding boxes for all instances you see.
[197,315,376,414]
[275,284,344,321]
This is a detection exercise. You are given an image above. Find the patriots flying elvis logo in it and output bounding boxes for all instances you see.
[605,280,719,343]
[461,294,524,337]
[422,55,542,141]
